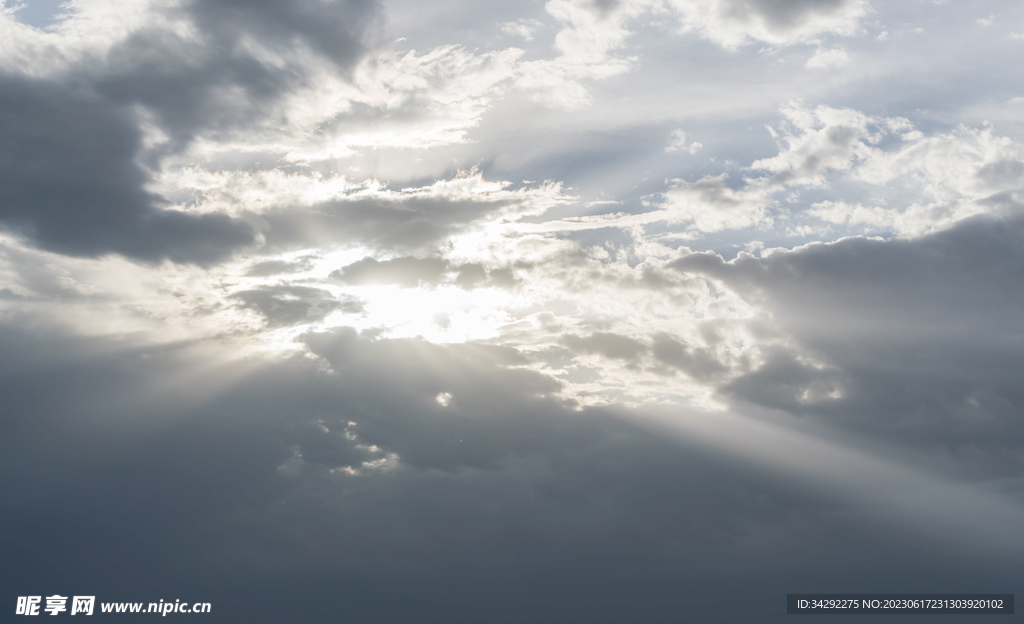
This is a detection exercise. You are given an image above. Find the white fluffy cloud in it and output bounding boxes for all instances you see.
[759,105,1024,235]
[751,102,907,187]
[805,46,850,68]
[665,128,703,154]
[661,174,772,231]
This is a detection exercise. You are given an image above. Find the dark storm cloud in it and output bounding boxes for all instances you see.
[190,0,379,68]
[94,44,280,158]
[2,324,1018,623]
[671,214,1024,476]
[0,0,382,263]
[300,329,566,470]
[96,0,382,150]
[0,77,256,264]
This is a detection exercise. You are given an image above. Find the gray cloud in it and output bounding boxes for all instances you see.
[562,331,648,362]
[1,323,1018,622]
[454,262,488,288]
[96,0,382,149]
[327,255,527,291]
[732,0,856,32]
[669,0,866,49]
[332,256,449,287]
[0,77,257,264]
[450,261,526,290]
[651,332,728,381]
[672,214,1024,476]
[976,159,1024,190]
[0,0,382,264]
[233,285,363,326]
[255,194,522,253]
[245,256,319,277]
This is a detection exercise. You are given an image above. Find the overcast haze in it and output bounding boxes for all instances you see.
[1,0,1023,621]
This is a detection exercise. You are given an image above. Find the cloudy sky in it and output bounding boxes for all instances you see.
[1,0,1022,620]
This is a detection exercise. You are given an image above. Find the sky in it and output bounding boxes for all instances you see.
[1,0,1022,621]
